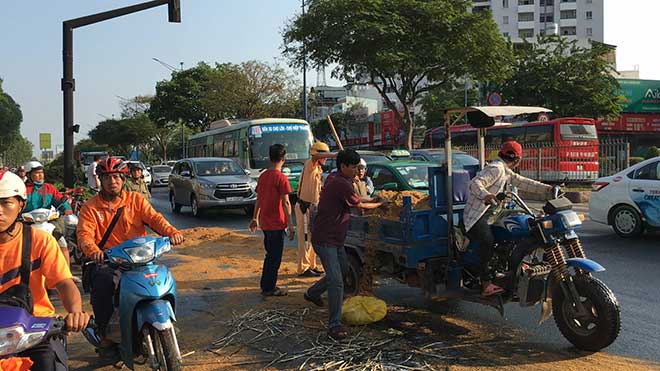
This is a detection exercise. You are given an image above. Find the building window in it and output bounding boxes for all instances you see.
[503,0,509,8]
[540,0,554,5]
[586,0,592,3]
[503,16,509,24]
[540,13,554,22]
[518,0,534,5]
[518,12,535,22]
[586,27,593,36]
[560,26,576,35]
[503,32,510,37]
[560,10,577,19]
[560,0,576,3]
[586,11,593,20]
[519,29,534,38]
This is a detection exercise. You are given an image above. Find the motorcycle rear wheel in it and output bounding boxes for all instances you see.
[552,276,621,351]
[151,326,182,371]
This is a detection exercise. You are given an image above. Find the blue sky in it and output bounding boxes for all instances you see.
[1,0,658,155]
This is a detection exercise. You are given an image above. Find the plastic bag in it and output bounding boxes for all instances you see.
[341,296,387,325]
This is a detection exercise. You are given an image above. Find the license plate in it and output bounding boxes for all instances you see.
[226,197,242,201]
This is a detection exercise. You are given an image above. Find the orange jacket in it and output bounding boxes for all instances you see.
[77,191,178,256]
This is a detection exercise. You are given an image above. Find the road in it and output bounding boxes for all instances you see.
[150,187,660,363]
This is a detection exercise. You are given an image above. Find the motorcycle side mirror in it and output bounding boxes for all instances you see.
[496,193,507,201]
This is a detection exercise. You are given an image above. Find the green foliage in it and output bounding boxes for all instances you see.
[149,61,302,131]
[644,146,660,160]
[0,78,23,155]
[311,104,365,147]
[75,138,108,153]
[88,113,157,157]
[283,0,513,149]
[500,36,622,120]
[418,83,479,129]
[4,136,33,167]
[629,157,644,166]
[45,153,85,185]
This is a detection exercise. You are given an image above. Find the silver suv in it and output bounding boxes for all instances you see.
[169,158,257,217]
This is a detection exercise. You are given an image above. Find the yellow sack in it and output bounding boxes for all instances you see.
[341,295,387,325]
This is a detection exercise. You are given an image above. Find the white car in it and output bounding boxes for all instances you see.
[589,156,660,238]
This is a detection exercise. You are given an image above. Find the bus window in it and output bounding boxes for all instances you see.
[248,124,312,169]
[560,124,598,140]
[492,127,524,145]
[525,125,553,143]
[213,139,223,157]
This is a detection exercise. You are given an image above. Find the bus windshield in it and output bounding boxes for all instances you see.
[249,124,312,169]
[560,124,598,140]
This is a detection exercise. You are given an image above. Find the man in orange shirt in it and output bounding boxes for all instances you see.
[0,170,89,371]
[77,157,183,355]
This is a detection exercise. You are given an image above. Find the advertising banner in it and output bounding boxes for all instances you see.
[618,79,660,113]
[597,113,660,132]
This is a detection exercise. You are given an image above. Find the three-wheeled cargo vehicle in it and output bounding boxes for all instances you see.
[344,106,621,351]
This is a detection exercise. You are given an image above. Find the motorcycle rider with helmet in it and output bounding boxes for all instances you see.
[76,157,184,358]
[465,141,553,297]
[0,170,90,370]
[24,161,74,267]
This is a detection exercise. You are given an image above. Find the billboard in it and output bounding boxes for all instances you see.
[39,133,51,150]
[596,113,660,133]
[618,79,660,113]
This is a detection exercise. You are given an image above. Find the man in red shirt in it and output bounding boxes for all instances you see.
[249,144,295,296]
[303,149,384,340]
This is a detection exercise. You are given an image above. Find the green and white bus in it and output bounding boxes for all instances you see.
[187,118,314,193]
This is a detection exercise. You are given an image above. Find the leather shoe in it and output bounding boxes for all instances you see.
[298,269,320,277]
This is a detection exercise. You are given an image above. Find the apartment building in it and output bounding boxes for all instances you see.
[473,0,603,47]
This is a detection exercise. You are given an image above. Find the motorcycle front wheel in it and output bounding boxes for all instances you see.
[151,326,183,371]
[552,276,621,351]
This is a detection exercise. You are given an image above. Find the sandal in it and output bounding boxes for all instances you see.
[328,325,349,341]
[482,283,504,297]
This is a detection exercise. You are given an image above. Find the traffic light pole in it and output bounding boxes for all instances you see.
[62,0,180,187]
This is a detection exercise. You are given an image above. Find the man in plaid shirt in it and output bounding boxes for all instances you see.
[465,141,552,297]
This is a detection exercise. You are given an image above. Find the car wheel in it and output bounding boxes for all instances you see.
[170,192,182,213]
[191,195,202,217]
[611,205,643,238]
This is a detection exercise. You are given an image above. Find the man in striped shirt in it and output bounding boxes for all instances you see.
[465,141,552,297]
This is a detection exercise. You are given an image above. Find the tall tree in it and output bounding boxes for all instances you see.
[4,136,33,167]
[500,36,622,120]
[283,0,513,149]
[89,114,156,157]
[0,78,23,154]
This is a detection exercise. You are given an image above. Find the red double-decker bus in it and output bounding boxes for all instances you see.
[424,117,600,182]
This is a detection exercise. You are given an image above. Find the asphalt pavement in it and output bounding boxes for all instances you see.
[150,187,660,363]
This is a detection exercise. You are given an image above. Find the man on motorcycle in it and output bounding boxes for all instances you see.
[0,170,90,371]
[24,161,74,267]
[76,157,184,356]
[124,163,151,201]
[465,141,553,297]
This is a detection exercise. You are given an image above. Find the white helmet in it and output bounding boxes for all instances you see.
[24,161,44,173]
[0,170,27,200]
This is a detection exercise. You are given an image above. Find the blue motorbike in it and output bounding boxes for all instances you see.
[83,236,182,371]
[450,187,621,351]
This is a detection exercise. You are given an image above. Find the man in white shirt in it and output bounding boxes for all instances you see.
[86,155,102,193]
[465,141,552,297]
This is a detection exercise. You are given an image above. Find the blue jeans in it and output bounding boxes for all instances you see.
[306,243,349,329]
[260,230,285,293]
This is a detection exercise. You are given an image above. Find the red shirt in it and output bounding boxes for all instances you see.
[256,169,292,231]
[312,171,360,247]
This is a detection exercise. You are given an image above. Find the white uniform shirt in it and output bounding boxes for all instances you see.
[87,161,98,189]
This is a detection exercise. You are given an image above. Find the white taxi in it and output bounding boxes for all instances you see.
[589,156,660,237]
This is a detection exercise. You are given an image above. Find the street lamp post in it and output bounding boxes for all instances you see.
[62,0,181,187]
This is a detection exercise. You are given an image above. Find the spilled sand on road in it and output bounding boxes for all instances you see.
[68,227,659,371]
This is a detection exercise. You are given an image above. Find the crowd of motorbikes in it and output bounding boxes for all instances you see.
[1,187,183,371]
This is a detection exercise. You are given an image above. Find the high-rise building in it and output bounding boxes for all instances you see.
[473,0,603,47]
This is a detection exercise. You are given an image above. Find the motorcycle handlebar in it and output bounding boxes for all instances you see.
[48,316,97,337]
